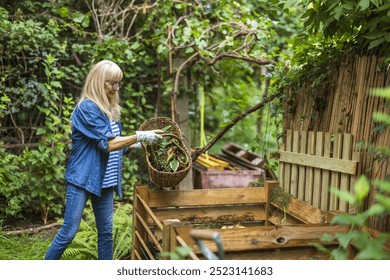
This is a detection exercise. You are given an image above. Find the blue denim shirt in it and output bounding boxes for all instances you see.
[65,99,125,198]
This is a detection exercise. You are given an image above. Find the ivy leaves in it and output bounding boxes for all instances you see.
[299,0,390,52]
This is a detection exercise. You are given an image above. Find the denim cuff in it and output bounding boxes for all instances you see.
[98,132,116,152]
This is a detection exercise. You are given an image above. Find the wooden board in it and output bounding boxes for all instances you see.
[279,150,358,175]
[222,246,335,260]
[153,205,267,225]
[147,187,268,208]
[190,224,348,252]
[271,195,329,224]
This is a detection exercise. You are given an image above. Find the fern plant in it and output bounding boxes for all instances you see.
[62,202,133,260]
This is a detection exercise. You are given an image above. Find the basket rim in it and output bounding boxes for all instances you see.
[139,117,180,130]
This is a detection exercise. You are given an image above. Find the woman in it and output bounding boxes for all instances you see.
[44,60,162,260]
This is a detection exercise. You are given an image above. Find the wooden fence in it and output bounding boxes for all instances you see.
[278,130,359,212]
[282,54,389,231]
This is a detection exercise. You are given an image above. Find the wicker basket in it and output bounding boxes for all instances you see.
[138,117,192,188]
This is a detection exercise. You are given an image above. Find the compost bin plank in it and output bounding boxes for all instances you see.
[222,246,334,260]
[153,205,267,224]
[133,249,142,260]
[131,186,150,260]
[271,193,327,224]
[135,212,163,253]
[196,225,348,252]
[268,213,302,226]
[147,187,267,208]
[135,230,155,260]
[137,194,163,230]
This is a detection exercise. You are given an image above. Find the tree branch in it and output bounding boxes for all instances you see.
[3,222,60,236]
[191,90,282,161]
[205,53,275,66]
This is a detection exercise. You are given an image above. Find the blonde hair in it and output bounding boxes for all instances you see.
[78,60,123,121]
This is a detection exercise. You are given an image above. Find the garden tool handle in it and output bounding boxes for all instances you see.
[189,229,225,260]
[190,229,219,240]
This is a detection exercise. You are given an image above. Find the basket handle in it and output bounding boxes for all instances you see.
[160,132,181,140]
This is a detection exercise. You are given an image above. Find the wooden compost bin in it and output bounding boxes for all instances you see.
[131,181,350,260]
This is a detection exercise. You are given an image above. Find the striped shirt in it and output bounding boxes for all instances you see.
[102,122,120,188]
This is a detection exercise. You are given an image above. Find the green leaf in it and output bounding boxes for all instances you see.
[169,159,179,172]
[283,0,298,10]
[372,112,390,126]
[332,5,344,21]
[330,187,356,204]
[330,248,348,260]
[161,125,172,132]
[36,128,46,135]
[375,194,390,210]
[374,180,390,192]
[58,7,69,18]
[366,204,385,216]
[358,0,371,10]
[355,240,390,260]
[336,232,353,249]
[331,213,366,226]
[72,12,85,24]
[354,175,370,203]
[320,233,335,242]
[50,81,62,89]
[176,246,193,257]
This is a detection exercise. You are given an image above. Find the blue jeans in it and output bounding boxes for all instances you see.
[44,183,114,260]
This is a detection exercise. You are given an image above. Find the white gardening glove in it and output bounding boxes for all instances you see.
[130,142,143,149]
[136,130,163,144]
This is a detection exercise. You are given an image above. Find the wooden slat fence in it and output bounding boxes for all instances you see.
[279,130,359,212]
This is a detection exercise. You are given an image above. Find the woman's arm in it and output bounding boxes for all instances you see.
[108,135,138,152]
[107,130,163,152]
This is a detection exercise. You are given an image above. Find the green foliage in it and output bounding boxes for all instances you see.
[0,148,29,217]
[159,246,193,260]
[62,202,133,260]
[0,93,10,119]
[5,0,387,227]
[299,0,390,53]
[0,54,73,222]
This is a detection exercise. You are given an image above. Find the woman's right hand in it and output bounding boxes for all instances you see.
[136,130,163,144]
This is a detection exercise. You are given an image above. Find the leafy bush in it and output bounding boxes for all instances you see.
[0,55,73,223]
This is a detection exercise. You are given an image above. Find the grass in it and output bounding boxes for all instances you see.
[0,201,133,260]
[0,231,53,260]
